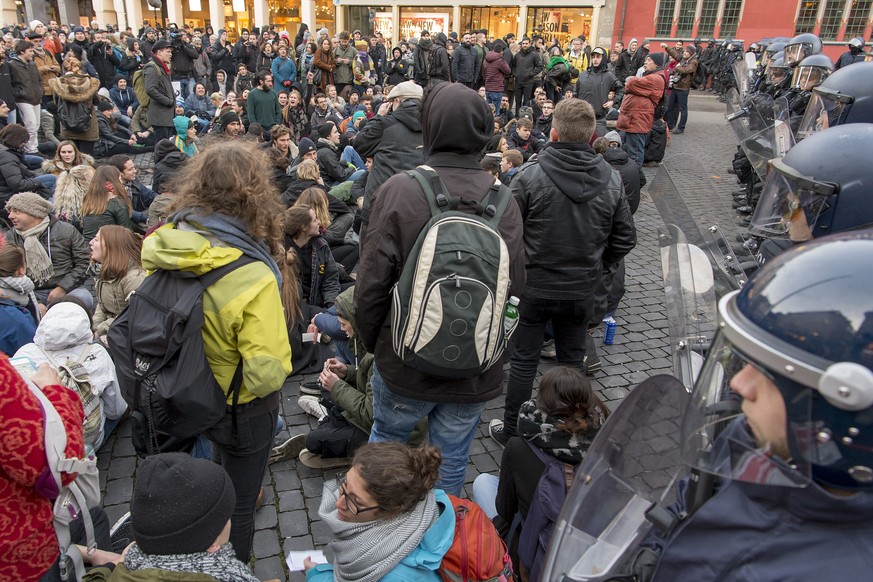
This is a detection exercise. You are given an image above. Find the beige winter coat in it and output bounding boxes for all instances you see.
[49,73,100,142]
[93,267,146,335]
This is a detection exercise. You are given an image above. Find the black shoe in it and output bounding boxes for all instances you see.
[584,332,601,375]
[299,380,321,396]
[488,419,510,448]
[736,206,754,215]
[732,198,748,208]
[673,129,684,134]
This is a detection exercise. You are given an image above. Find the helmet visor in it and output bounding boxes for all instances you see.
[791,64,829,90]
[749,163,833,240]
[681,332,813,487]
[797,91,850,140]
[766,65,788,85]
[784,42,808,67]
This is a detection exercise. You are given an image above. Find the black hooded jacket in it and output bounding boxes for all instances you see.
[429,34,451,82]
[577,49,624,119]
[152,139,188,194]
[602,147,644,214]
[354,82,526,403]
[511,142,635,300]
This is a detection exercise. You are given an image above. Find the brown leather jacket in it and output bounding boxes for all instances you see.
[666,46,698,91]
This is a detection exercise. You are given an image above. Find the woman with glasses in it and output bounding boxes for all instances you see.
[304,442,456,581]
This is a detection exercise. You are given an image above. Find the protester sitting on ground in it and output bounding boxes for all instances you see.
[79,453,262,582]
[304,442,455,581]
[4,192,92,309]
[268,124,298,193]
[283,204,340,309]
[0,355,112,581]
[14,299,128,449]
[41,140,95,224]
[108,154,157,233]
[172,115,199,157]
[500,148,523,184]
[94,100,143,157]
[315,121,365,186]
[473,366,609,575]
[293,185,356,275]
[79,164,133,243]
[90,225,145,338]
[505,117,543,161]
[282,158,324,207]
[0,125,55,220]
[0,243,38,354]
[151,138,188,195]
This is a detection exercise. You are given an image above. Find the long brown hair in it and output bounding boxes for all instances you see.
[283,205,313,239]
[352,443,442,514]
[81,165,132,217]
[0,245,26,277]
[536,366,610,435]
[96,225,142,281]
[294,187,330,228]
[279,247,303,327]
[171,141,284,256]
[53,140,86,168]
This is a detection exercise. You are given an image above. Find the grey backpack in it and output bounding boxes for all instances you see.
[391,166,513,378]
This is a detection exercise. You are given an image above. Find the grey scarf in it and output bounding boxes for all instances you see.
[124,542,259,582]
[0,274,36,306]
[15,217,54,286]
[319,480,437,582]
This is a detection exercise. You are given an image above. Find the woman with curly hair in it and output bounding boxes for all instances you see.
[140,140,291,563]
[305,443,456,581]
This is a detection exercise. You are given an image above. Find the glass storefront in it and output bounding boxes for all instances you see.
[526,7,592,46]
[345,6,389,38]
[459,7,519,41]
[315,0,335,32]
[396,6,453,40]
[268,0,301,30]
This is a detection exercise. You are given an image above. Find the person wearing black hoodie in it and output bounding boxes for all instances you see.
[490,98,636,447]
[428,33,451,85]
[576,46,624,137]
[151,138,187,194]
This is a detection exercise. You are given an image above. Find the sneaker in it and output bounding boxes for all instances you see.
[298,449,352,469]
[643,161,660,167]
[298,395,328,420]
[540,339,556,359]
[109,512,133,554]
[299,380,321,396]
[489,419,510,448]
[584,333,602,375]
[270,434,306,464]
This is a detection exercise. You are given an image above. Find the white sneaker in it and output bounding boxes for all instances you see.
[298,395,328,421]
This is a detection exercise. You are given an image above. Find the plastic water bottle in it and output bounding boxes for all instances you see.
[84,444,96,460]
[504,296,520,337]
[603,317,617,345]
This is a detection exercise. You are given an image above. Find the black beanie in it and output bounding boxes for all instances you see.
[298,137,316,156]
[317,121,335,140]
[648,51,665,68]
[218,109,240,128]
[131,453,235,555]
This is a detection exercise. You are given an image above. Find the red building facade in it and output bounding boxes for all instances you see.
[608,0,872,60]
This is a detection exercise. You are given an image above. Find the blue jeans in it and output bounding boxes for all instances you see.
[35,174,56,194]
[667,88,689,132]
[622,131,647,167]
[486,91,503,116]
[370,363,486,496]
[313,307,355,364]
[472,473,499,519]
[24,154,44,169]
[340,145,366,170]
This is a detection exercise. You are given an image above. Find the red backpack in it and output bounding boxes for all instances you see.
[440,495,515,582]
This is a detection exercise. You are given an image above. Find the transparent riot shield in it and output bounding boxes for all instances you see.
[725,92,772,143]
[732,59,752,99]
[540,374,689,582]
[740,96,794,180]
[648,159,751,390]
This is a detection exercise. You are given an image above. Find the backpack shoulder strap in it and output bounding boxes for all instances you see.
[482,182,512,228]
[197,255,258,288]
[404,165,450,219]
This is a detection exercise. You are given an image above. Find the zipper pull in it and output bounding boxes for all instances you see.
[457,250,462,261]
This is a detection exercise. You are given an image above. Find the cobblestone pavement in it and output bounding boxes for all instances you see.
[101,93,738,580]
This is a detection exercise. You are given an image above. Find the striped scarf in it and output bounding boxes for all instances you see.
[319,479,437,582]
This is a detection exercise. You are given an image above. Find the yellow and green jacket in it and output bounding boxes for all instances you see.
[142,224,292,405]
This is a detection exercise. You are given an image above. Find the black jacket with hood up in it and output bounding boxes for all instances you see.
[602,147,644,214]
[511,142,636,300]
[576,49,624,119]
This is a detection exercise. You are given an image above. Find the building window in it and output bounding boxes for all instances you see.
[697,0,720,37]
[795,0,821,34]
[820,0,846,40]
[845,0,873,38]
[526,8,593,47]
[676,0,695,37]
[720,0,743,37]
[655,0,676,36]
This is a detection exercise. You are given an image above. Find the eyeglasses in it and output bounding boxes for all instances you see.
[336,473,382,515]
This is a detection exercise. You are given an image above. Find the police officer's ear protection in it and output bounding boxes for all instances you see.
[819,362,873,411]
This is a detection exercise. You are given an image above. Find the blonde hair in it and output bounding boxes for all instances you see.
[296,159,321,182]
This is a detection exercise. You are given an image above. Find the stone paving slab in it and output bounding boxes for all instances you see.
[99,92,739,580]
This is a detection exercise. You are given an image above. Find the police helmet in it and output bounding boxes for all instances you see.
[685,231,873,491]
[784,32,823,67]
[848,37,864,50]
[798,61,873,138]
[750,124,873,241]
[762,41,787,67]
[765,53,789,84]
[790,53,833,90]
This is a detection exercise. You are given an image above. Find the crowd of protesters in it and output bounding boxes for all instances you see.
[6,13,866,582]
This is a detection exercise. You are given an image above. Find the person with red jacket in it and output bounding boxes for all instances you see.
[616,51,666,166]
[483,39,511,116]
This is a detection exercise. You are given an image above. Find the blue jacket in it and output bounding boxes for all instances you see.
[0,300,37,356]
[306,489,456,582]
[650,420,873,581]
[271,55,298,88]
[184,92,215,117]
[109,86,139,113]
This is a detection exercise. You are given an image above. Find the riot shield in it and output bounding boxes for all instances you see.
[739,96,794,180]
[648,159,751,390]
[540,374,689,582]
[731,59,752,99]
[725,92,772,143]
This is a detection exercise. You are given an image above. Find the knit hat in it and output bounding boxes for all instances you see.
[648,52,665,68]
[98,87,111,101]
[97,100,114,112]
[72,26,85,34]
[131,453,236,555]
[387,80,423,101]
[352,110,366,124]
[354,40,368,51]
[317,122,335,139]
[5,192,53,218]
[126,37,136,51]
[629,37,638,46]
[298,137,317,156]
[218,109,240,128]
[604,130,622,146]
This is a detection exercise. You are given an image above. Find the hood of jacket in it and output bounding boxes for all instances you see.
[421,81,492,162]
[485,50,503,63]
[141,223,243,276]
[34,302,93,351]
[395,490,457,574]
[434,33,448,48]
[392,99,422,133]
[536,143,612,203]
[174,116,192,136]
[155,138,186,164]
[332,286,367,356]
[591,47,610,72]
[603,146,631,166]
[49,73,100,103]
